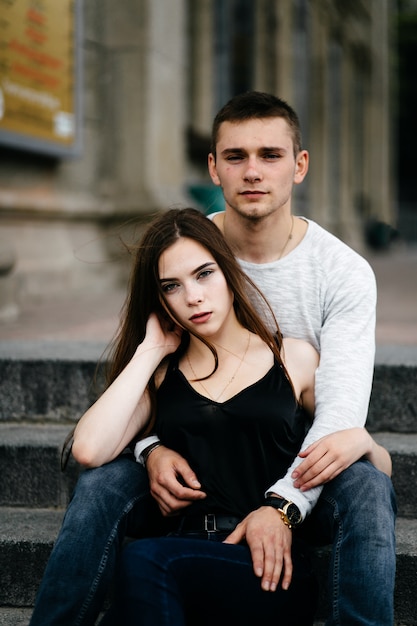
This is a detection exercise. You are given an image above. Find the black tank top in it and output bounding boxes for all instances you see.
[156,356,310,519]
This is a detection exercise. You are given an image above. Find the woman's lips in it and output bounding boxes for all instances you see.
[189,312,212,324]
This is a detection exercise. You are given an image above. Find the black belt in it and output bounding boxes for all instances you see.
[176,513,241,533]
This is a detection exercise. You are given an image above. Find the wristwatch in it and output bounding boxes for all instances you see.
[264,495,302,528]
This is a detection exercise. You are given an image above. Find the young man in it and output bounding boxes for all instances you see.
[30,92,396,626]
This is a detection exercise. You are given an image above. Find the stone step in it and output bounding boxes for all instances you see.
[0,358,102,423]
[0,608,33,626]
[0,508,415,624]
[1,358,417,431]
[1,425,416,516]
[0,608,322,626]
[0,424,80,508]
[369,363,417,432]
[0,508,64,607]
[374,432,417,518]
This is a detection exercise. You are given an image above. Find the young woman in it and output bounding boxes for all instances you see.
[72,208,390,626]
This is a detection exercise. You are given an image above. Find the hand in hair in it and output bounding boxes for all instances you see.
[140,313,183,359]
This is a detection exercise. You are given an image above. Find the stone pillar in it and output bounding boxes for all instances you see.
[0,239,18,321]
[367,0,393,225]
[308,3,330,227]
[140,0,187,209]
[188,0,215,137]
[274,0,294,101]
[97,0,188,212]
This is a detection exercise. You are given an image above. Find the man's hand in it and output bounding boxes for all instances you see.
[224,507,293,592]
[146,446,206,516]
[292,427,381,491]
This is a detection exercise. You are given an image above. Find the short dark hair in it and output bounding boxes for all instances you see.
[211,91,302,158]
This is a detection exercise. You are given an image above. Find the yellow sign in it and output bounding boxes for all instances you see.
[0,0,81,156]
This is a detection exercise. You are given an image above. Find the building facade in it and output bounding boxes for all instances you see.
[0,0,394,317]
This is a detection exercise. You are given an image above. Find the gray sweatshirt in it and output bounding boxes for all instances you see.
[238,218,376,518]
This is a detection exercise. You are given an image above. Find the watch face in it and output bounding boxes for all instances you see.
[287,503,302,525]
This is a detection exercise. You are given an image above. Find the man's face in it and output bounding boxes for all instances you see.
[208,117,308,221]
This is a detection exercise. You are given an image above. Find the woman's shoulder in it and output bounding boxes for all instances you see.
[281,337,319,372]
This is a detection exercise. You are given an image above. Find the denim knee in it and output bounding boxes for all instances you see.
[321,460,397,538]
[331,460,396,513]
[68,455,150,522]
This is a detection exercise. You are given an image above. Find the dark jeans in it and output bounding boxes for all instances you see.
[29,456,396,626]
[105,533,317,625]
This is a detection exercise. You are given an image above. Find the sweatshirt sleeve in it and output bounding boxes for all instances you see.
[268,254,377,520]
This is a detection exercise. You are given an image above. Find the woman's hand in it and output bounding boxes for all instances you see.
[139,313,182,360]
[292,427,392,491]
[224,507,293,591]
[72,314,182,468]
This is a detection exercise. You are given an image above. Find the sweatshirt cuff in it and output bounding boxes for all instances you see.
[134,435,160,466]
[265,477,323,521]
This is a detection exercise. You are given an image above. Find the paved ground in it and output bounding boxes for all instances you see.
[0,243,416,363]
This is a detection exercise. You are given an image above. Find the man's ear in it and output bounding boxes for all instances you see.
[208,152,221,186]
[294,149,309,184]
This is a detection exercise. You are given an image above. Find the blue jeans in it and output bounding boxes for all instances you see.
[299,460,397,625]
[30,455,171,626]
[29,456,396,626]
[105,534,317,625]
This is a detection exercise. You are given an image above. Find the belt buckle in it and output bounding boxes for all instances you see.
[204,513,217,532]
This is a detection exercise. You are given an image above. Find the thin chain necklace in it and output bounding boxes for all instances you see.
[277,215,294,260]
[186,332,251,402]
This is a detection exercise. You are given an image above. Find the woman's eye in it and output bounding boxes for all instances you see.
[198,269,213,280]
[162,283,179,293]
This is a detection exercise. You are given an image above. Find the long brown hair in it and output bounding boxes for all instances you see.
[106,207,291,436]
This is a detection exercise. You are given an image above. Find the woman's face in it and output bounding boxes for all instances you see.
[158,237,235,338]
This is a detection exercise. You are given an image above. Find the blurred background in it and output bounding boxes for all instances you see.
[0,0,416,338]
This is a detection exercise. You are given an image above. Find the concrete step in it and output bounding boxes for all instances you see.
[0,608,33,626]
[0,610,322,626]
[1,358,417,431]
[0,508,64,607]
[369,363,417,432]
[0,424,80,508]
[374,432,417,518]
[0,358,101,423]
[0,508,415,624]
[1,424,416,516]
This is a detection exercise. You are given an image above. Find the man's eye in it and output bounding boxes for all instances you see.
[226,155,243,161]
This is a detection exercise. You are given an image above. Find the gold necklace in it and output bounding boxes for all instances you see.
[277,215,294,260]
[186,332,251,402]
